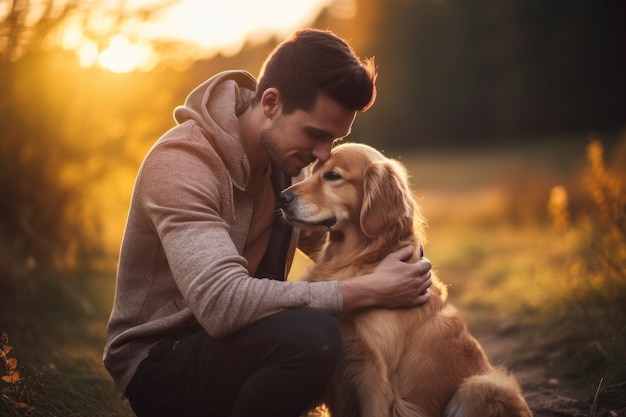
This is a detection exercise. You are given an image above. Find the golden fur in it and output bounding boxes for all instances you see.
[280,143,532,417]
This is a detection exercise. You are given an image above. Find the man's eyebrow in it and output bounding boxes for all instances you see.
[307,126,352,140]
[306,126,334,139]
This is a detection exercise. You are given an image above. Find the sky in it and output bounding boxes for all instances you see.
[59,0,355,72]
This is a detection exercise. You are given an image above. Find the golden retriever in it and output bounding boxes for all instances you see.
[279,143,532,417]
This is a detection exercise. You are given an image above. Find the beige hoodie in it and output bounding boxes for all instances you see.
[103,71,343,394]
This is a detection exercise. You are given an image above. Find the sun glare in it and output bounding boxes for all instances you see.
[56,0,355,73]
[139,0,343,53]
[98,35,154,73]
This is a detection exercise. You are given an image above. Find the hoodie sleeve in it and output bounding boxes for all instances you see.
[139,127,343,338]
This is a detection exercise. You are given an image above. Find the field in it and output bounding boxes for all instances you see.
[1,136,625,416]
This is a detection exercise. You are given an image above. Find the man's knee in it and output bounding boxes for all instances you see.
[284,308,344,379]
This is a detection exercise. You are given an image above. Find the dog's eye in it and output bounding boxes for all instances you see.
[323,170,342,181]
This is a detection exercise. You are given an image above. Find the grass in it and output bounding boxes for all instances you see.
[2,134,625,416]
[0,268,134,416]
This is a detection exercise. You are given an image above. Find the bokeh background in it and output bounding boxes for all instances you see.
[1,0,624,416]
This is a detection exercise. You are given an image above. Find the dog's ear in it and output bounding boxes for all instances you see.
[360,160,414,238]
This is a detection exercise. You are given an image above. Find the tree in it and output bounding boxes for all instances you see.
[0,0,177,284]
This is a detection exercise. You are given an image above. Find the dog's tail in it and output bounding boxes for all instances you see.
[443,368,533,417]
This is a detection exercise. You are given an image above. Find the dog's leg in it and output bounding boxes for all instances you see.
[324,356,360,417]
[353,356,396,417]
[353,359,428,417]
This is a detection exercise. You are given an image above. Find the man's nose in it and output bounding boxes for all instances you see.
[312,143,333,163]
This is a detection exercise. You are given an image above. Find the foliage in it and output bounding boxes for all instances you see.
[1,332,45,416]
[553,136,626,403]
[465,135,626,409]
[0,266,136,417]
[0,330,135,417]
[0,0,180,63]
[579,140,623,298]
[582,138,626,285]
[0,0,178,285]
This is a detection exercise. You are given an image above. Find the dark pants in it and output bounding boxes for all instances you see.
[125,308,343,417]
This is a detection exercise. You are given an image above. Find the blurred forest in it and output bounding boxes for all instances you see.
[0,0,625,415]
[1,0,623,275]
[337,0,626,147]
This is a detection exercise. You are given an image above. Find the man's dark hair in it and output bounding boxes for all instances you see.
[253,29,377,114]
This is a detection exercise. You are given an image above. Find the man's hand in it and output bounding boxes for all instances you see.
[340,245,432,312]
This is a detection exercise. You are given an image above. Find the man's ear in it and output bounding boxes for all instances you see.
[261,88,282,118]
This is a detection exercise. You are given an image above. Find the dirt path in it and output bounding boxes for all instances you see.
[473,320,620,417]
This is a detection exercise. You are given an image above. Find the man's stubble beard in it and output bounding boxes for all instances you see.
[261,126,300,177]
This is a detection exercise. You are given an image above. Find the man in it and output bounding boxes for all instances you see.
[104,29,432,417]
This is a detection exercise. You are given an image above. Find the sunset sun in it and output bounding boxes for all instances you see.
[98,35,154,73]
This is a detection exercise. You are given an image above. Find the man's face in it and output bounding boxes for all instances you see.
[261,93,357,177]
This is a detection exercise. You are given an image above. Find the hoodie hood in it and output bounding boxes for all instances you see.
[173,70,257,190]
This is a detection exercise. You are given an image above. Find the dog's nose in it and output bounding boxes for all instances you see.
[278,190,295,207]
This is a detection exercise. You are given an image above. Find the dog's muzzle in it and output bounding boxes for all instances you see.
[278,190,337,228]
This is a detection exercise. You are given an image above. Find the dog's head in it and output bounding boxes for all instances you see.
[279,143,424,244]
